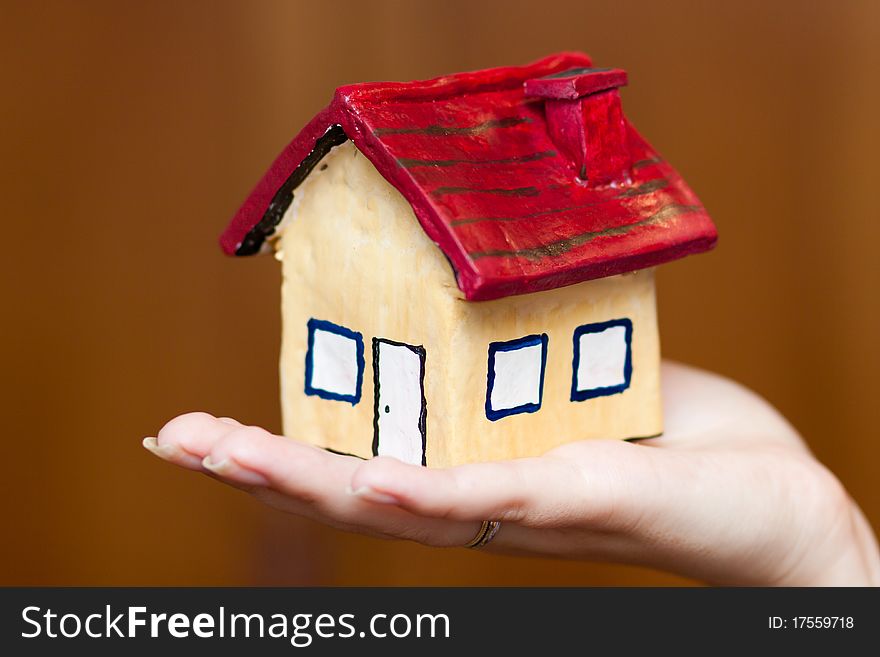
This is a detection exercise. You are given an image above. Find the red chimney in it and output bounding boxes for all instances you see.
[525,67,630,185]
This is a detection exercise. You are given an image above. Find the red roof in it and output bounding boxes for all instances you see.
[220,52,716,301]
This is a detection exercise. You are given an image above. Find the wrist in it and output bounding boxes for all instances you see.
[770,502,880,586]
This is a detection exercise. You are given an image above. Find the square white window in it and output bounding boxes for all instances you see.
[486,334,548,421]
[571,319,632,401]
[305,319,364,405]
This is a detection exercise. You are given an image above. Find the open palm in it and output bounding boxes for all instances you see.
[145,362,879,585]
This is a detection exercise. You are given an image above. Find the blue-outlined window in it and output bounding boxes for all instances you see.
[571,318,632,402]
[304,318,365,405]
[485,333,548,421]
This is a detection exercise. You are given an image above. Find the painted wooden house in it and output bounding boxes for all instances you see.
[220,52,717,468]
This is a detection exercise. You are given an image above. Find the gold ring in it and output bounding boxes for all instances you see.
[463,520,501,549]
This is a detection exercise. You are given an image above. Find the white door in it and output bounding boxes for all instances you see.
[372,338,426,466]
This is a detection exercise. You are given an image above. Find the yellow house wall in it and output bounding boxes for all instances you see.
[441,271,661,466]
[274,141,662,467]
[275,141,458,459]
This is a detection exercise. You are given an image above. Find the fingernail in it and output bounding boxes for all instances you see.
[203,456,270,487]
[143,437,205,468]
[142,436,181,461]
[347,485,401,505]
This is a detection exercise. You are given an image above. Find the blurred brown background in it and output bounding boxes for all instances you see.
[1,0,877,585]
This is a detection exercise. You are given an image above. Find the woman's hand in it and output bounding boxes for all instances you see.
[144,362,880,586]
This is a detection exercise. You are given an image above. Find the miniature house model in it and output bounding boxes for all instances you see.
[220,53,716,468]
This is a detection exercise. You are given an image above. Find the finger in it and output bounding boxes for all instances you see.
[149,415,579,550]
[142,436,205,469]
[348,441,652,529]
[203,424,357,491]
[200,425,483,547]
[143,412,244,470]
[252,484,485,548]
[157,411,244,461]
[148,413,463,543]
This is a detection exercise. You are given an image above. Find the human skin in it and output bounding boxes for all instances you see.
[144,362,880,586]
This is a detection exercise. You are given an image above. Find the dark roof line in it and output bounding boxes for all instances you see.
[398,150,556,168]
[450,178,670,226]
[469,204,702,261]
[373,116,531,137]
[632,156,662,169]
[431,186,541,198]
